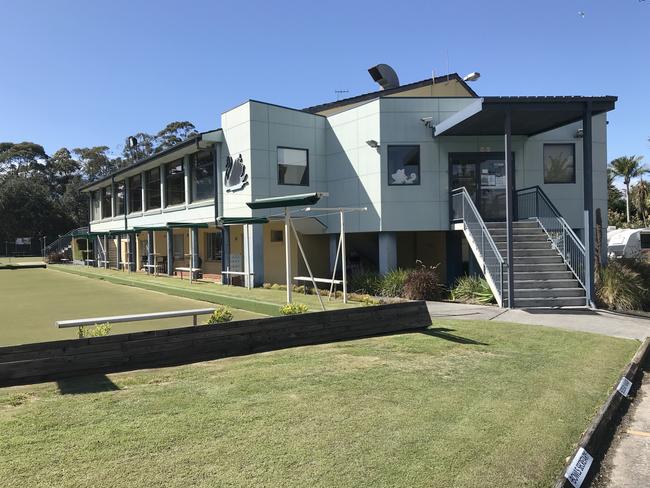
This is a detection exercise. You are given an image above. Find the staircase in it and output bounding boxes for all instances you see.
[486,221,586,308]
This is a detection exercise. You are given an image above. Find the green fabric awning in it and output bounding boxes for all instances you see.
[246,192,325,210]
[217,217,269,225]
[167,222,210,229]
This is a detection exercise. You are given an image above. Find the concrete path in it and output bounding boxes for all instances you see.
[595,370,650,487]
[426,301,650,340]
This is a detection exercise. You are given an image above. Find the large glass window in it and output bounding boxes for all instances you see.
[146,168,161,210]
[191,150,214,201]
[115,181,125,216]
[206,232,222,261]
[166,159,185,207]
[544,144,575,184]
[101,186,112,219]
[388,145,420,185]
[91,190,101,221]
[129,174,142,213]
[278,147,309,186]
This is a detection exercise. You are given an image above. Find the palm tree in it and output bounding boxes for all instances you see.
[609,155,648,223]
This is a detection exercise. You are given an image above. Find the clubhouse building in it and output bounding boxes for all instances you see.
[76,65,616,308]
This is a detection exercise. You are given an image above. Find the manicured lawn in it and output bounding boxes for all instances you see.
[0,320,637,487]
[0,267,264,345]
[51,264,361,316]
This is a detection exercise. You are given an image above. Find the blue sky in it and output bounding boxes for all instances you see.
[1,0,648,163]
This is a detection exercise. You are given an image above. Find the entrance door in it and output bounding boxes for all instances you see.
[450,152,509,222]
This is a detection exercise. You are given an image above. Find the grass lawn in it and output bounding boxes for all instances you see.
[0,319,638,487]
[0,267,264,345]
[50,264,361,316]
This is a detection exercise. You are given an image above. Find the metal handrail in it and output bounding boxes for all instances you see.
[451,187,506,306]
[516,186,586,288]
[44,226,89,256]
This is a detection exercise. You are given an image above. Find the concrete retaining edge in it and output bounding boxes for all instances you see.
[553,337,650,488]
[0,301,431,387]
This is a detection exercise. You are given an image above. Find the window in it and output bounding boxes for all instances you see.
[206,232,222,261]
[191,150,214,202]
[270,230,283,242]
[129,174,142,213]
[101,186,112,218]
[278,147,309,186]
[115,181,125,216]
[146,168,161,210]
[641,233,650,250]
[388,145,420,185]
[173,234,185,259]
[166,159,185,206]
[91,190,101,220]
[543,144,575,184]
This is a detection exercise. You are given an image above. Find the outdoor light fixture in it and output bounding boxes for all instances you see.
[575,128,584,138]
[463,72,481,82]
[421,116,433,128]
[366,140,380,149]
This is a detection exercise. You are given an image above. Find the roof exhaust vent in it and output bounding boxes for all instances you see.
[368,64,400,90]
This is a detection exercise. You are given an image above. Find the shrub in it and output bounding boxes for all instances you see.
[206,306,234,325]
[78,322,112,338]
[348,271,382,296]
[451,276,495,304]
[380,268,409,297]
[279,303,309,315]
[403,262,442,301]
[597,260,647,311]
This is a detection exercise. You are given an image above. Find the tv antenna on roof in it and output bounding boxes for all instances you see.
[334,89,349,101]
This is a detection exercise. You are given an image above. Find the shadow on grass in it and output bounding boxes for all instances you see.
[421,328,489,346]
[57,375,120,395]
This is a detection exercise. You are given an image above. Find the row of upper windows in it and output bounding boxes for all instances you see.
[91,150,214,221]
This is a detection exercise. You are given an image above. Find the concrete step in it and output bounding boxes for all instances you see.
[513,279,580,289]
[489,229,546,238]
[486,221,539,229]
[513,296,587,308]
[496,248,557,257]
[512,287,586,299]
[513,263,568,272]
[514,270,574,280]
[494,240,550,249]
[513,255,564,264]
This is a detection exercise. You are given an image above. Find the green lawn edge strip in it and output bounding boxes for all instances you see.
[50,266,280,316]
[553,337,650,488]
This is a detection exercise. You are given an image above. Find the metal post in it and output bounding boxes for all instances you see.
[340,210,348,304]
[290,219,325,311]
[284,208,292,304]
[583,101,595,307]
[504,110,515,308]
[147,231,154,274]
[116,235,122,270]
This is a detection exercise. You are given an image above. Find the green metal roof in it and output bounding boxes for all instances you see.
[217,216,269,225]
[132,226,169,232]
[167,222,210,229]
[246,192,325,210]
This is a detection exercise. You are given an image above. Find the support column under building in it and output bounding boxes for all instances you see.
[167,229,174,276]
[221,226,230,285]
[116,235,122,270]
[147,231,154,273]
[243,224,264,287]
[583,101,595,306]
[191,227,200,279]
[378,232,397,275]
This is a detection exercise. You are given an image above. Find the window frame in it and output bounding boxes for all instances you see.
[145,168,161,210]
[165,158,185,207]
[387,144,421,186]
[128,174,143,213]
[543,143,576,185]
[101,186,112,219]
[91,190,101,221]
[205,232,222,261]
[277,146,309,186]
[173,233,185,260]
[115,180,126,216]
[190,150,215,202]
[270,229,283,242]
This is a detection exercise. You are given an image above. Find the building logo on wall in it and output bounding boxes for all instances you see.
[224,154,248,192]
